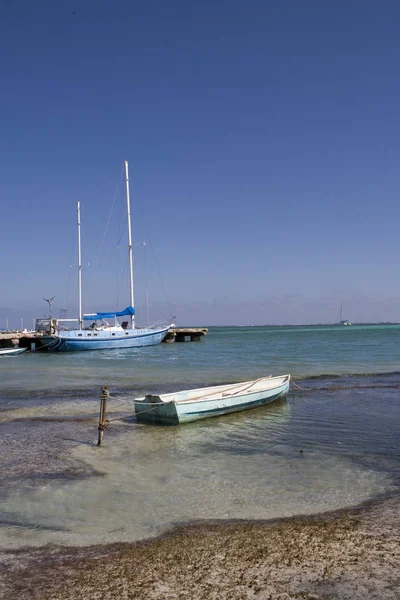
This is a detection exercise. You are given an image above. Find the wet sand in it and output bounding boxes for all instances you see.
[1,495,399,600]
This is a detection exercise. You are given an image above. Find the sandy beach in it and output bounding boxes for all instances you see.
[1,495,398,600]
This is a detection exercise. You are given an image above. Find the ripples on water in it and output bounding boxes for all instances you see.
[0,325,399,549]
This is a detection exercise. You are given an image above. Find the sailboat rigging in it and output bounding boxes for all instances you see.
[36,161,170,351]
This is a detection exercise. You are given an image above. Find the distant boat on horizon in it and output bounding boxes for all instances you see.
[335,302,351,326]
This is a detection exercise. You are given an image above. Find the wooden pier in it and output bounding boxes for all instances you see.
[162,327,208,343]
[0,327,208,350]
[0,332,26,349]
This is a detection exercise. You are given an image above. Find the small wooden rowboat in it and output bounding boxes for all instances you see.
[134,374,290,425]
[0,347,27,356]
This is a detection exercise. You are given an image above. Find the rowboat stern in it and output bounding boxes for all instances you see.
[134,395,180,425]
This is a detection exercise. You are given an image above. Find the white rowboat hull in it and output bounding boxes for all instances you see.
[134,374,290,425]
[0,347,27,356]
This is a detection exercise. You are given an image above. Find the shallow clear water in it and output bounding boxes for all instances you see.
[0,325,399,548]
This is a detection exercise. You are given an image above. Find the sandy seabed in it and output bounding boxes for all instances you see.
[0,496,399,600]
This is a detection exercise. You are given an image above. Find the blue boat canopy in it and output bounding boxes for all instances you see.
[83,306,135,321]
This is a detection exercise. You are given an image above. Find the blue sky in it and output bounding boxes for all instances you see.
[1,0,400,326]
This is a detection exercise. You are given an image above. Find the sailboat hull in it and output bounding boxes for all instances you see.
[40,326,169,352]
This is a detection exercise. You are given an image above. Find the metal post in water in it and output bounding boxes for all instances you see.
[97,386,109,446]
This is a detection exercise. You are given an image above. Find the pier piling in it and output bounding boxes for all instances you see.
[97,386,109,446]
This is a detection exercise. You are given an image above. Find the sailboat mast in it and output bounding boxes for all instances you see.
[76,200,82,329]
[77,201,83,329]
[124,160,135,327]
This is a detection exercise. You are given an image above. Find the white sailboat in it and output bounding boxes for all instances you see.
[37,161,170,351]
[336,302,351,326]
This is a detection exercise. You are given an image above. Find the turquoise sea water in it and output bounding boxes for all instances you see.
[0,324,399,549]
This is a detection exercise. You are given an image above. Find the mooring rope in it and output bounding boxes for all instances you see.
[291,380,313,391]
[26,338,58,351]
[107,395,164,418]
